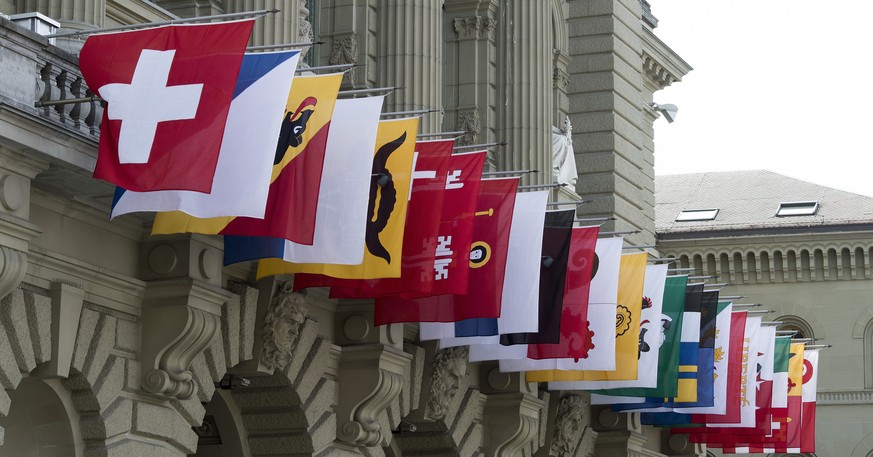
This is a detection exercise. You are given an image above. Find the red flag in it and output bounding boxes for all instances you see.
[80,20,253,192]
[526,226,599,360]
[799,349,818,453]
[373,177,518,324]
[297,140,455,296]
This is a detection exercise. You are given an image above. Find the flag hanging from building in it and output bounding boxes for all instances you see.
[799,348,819,453]
[152,72,344,244]
[295,139,454,297]
[80,20,254,192]
[257,117,420,280]
[585,275,688,401]
[526,252,648,383]
[221,96,384,266]
[419,190,548,343]
[526,225,600,360]
[675,301,734,415]
[111,50,300,219]
[499,209,576,346]
[372,177,518,322]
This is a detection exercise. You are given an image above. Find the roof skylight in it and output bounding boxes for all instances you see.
[776,201,818,217]
[676,209,719,222]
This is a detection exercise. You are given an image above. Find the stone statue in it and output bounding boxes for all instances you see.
[261,282,308,370]
[424,346,469,421]
[552,116,578,188]
[550,394,586,456]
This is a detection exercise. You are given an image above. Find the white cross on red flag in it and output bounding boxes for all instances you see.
[79,20,253,192]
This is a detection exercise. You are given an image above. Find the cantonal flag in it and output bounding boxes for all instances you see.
[152,72,344,245]
[586,275,688,401]
[525,252,648,383]
[498,209,576,346]
[221,96,383,267]
[371,152,487,325]
[675,301,734,415]
[799,348,819,453]
[111,50,301,220]
[526,226,601,360]
[257,117,420,280]
[420,190,548,343]
[373,178,518,322]
[80,20,254,192]
[295,139,454,297]
[492,236,624,372]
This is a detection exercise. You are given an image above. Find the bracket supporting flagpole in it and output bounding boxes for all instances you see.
[46,9,277,38]
[418,131,465,138]
[454,142,506,151]
[248,41,323,51]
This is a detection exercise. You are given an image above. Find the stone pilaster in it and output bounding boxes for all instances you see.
[0,148,45,301]
[333,299,411,448]
[444,0,498,154]
[480,363,544,456]
[137,234,232,401]
[225,0,309,50]
[376,0,443,133]
[154,0,223,18]
[495,0,552,184]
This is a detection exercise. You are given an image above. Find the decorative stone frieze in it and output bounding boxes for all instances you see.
[643,54,678,89]
[329,32,359,66]
[456,108,481,146]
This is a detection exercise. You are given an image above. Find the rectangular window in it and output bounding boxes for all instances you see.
[676,209,719,222]
[776,201,818,217]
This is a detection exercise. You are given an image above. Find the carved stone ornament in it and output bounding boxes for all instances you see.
[298,1,314,59]
[453,16,496,40]
[140,279,231,400]
[329,32,359,66]
[550,394,586,456]
[456,108,481,146]
[553,66,570,91]
[424,346,469,421]
[552,115,578,188]
[260,282,308,370]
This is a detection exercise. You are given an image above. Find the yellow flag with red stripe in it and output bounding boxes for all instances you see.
[152,73,344,237]
[526,253,648,382]
[258,117,419,280]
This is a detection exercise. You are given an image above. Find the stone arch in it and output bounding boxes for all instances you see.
[732,252,744,284]
[773,250,784,282]
[777,315,816,340]
[863,318,873,390]
[853,430,873,456]
[0,377,84,456]
[787,249,798,281]
[856,247,867,279]
[719,253,731,283]
[705,253,717,277]
[760,250,771,282]
[0,287,124,453]
[746,251,758,283]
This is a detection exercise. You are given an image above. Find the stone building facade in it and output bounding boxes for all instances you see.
[657,170,873,457]
[0,1,694,455]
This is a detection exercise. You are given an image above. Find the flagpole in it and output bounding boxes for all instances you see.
[519,183,567,190]
[418,131,465,138]
[339,86,401,96]
[454,142,506,151]
[247,41,323,51]
[297,63,359,73]
[599,230,641,236]
[46,9,277,38]
[575,217,615,223]
[545,199,589,205]
[382,109,440,117]
[623,244,655,250]
[482,170,538,176]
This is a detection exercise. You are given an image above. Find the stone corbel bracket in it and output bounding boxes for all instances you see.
[481,365,544,456]
[139,278,233,400]
[336,343,412,447]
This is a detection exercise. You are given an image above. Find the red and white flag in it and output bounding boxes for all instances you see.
[80,20,253,192]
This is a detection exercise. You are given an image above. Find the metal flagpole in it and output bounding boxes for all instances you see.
[247,41,323,51]
[381,109,441,117]
[482,170,538,177]
[297,63,359,73]
[339,86,401,96]
[598,230,641,236]
[519,183,567,190]
[575,217,615,223]
[546,200,589,205]
[46,9,277,38]
[454,142,506,151]
[418,131,465,138]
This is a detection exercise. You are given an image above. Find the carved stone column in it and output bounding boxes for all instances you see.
[334,299,411,448]
[138,235,232,400]
[495,0,552,184]
[376,0,444,133]
[480,363,544,457]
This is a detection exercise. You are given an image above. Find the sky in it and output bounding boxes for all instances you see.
[648,1,873,197]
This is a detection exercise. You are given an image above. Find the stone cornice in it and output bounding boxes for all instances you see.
[641,27,692,90]
[817,390,873,405]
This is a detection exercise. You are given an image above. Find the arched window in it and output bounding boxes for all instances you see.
[778,315,815,340]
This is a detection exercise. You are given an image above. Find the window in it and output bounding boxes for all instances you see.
[776,201,818,217]
[676,209,718,222]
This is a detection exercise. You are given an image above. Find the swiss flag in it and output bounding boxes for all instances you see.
[79,20,253,192]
